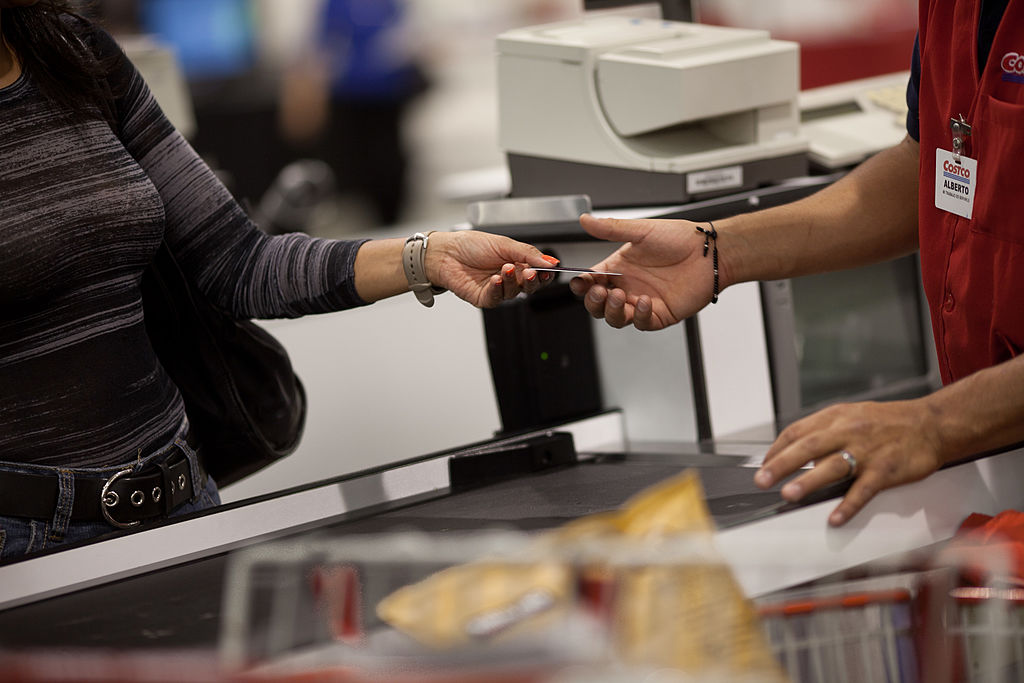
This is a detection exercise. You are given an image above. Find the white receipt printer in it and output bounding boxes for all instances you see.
[497,15,808,207]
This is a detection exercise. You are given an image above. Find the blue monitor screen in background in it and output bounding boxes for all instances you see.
[140,0,255,80]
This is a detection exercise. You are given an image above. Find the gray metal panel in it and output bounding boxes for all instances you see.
[759,279,803,428]
[507,152,808,208]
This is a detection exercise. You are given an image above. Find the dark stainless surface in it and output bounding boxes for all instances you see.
[0,450,822,650]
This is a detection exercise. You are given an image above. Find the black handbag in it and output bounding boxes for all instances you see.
[141,242,307,487]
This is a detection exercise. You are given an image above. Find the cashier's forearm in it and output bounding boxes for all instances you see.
[717,136,920,288]
[920,355,1024,466]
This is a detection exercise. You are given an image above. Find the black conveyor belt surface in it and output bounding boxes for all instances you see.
[0,456,782,649]
[323,456,772,533]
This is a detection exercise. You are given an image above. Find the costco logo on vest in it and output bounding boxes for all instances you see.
[1002,52,1024,83]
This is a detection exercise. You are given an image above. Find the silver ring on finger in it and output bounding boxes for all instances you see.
[839,449,858,477]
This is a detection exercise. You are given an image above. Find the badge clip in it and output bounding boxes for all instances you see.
[950,115,972,164]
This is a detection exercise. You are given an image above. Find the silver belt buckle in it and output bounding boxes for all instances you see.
[100,467,141,529]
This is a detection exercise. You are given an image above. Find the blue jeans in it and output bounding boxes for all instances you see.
[0,421,221,561]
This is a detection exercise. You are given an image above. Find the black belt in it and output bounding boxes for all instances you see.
[0,432,206,528]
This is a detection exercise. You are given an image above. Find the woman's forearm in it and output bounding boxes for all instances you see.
[352,238,408,303]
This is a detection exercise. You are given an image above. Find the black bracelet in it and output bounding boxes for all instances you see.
[694,221,719,304]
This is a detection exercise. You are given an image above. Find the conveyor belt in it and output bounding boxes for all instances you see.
[0,455,777,649]
[318,455,772,534]
[3,441,1023,653]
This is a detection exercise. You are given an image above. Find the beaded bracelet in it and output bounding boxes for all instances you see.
[694,221,719,304]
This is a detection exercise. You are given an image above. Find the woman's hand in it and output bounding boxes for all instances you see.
[426,231,555,308]
[567,214,721,330]
[755,399,946,526]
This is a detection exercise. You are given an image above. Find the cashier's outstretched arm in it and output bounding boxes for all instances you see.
[575,136,1024,525]
[569,136,1022,526]
[569,136,921,329]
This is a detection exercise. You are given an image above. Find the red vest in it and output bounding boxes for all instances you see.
[918,0,1024,384]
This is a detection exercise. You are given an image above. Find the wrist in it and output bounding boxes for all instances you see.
[918,388,972,467]
[710,217,744,292]
[422,230,453,288]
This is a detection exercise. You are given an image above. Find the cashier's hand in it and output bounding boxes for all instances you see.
[568,214,718,330]
[755,398,945,526]
[426,231,555,308]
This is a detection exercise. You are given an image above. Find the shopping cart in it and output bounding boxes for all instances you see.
[755,557,1024,683]
[218,531,789,682]
[214,531,1024,683]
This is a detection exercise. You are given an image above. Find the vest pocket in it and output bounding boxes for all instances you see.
[970,95,1024,245]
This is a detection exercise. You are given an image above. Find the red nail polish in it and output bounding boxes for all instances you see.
[542,255,560,265]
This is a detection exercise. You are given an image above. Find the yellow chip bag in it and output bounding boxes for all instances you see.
[375,469,786,680]
[376,560,571,650]
[546,467,715,543]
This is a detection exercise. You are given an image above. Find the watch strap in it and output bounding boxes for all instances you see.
[402,232,446,307]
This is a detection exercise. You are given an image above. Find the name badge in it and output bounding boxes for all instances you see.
[935,148,977,219]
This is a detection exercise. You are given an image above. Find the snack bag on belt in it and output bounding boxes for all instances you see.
[376,470,786,680]
[375,559,571,649]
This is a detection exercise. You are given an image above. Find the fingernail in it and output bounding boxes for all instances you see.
[637,299,651,313]
[527,272,537,281]
[542,255,560,265]
[587,290,601,303]
[754,470,772,487]
[503,265,514,276]
[830,511,846,526]
[781,482,802,500]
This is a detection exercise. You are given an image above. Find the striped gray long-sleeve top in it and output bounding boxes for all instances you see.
[0,25,367,469]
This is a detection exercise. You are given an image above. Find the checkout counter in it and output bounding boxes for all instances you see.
[1,421,1023,657]
[0,13,1020,681]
